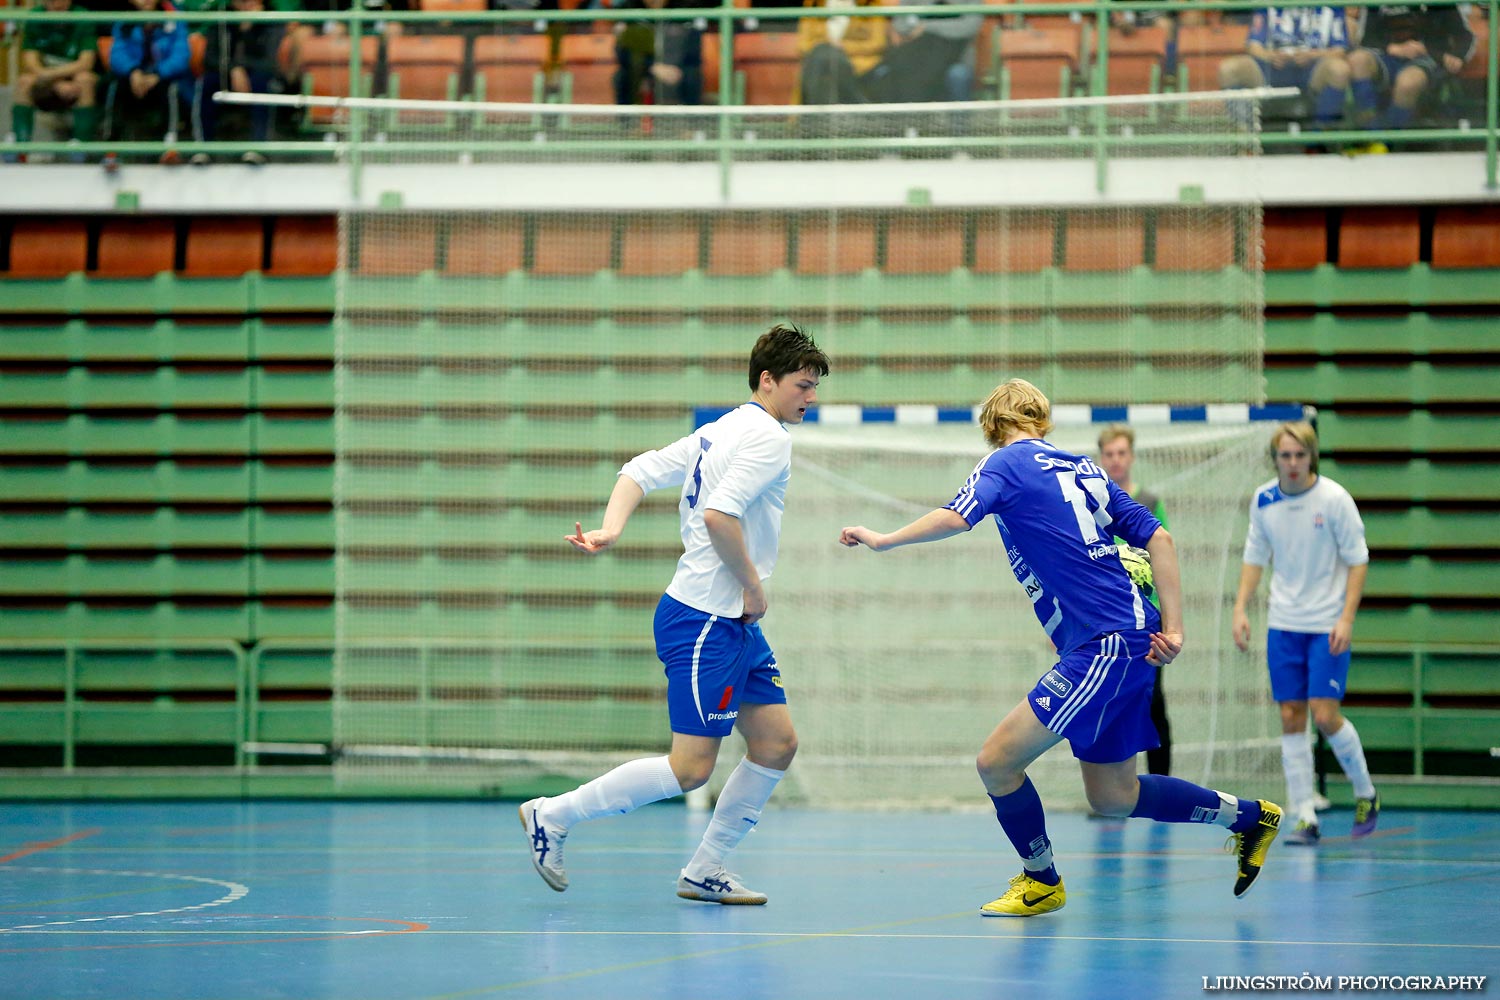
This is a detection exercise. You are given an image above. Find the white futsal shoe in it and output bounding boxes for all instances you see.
[676,868,768,905]
[519,798,569,891]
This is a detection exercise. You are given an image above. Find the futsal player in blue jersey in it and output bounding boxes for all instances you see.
[839,379,1282,917]
[519,323,829,905]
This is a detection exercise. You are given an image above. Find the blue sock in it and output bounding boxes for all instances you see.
[1351,78,1378,116]
[1130,773,1229,825]
[1313,86,1347,127]
[1229,798,1265,834]
[989,776,1059,885]
[1382,104,1414,130]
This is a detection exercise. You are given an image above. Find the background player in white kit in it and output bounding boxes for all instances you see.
[1233,420,1378,845]
[839,379,1281,917]
[519,324,829,904]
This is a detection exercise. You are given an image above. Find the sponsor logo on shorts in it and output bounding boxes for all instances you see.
[1040,669,1073,697]
[707,711,739,722]
[1035,695,1051,711]
[771,675,783,688]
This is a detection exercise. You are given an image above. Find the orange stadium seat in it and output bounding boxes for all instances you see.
[735,30,801,105]
[1460,7,1488,80]
[419,0,485,11]
[972,210,1056,273]
[96,219,176,277]
[533,217,613,275]
[1262,208,1326,270]
[299,34,380,125]
[1431,205,1500,269]
[183,218,265,278]
[1337,206,1420,269]
[1175,23,1249,92]
[353,216,438,276]
[1015,0,1082,29]
[268,216,339,277]
[444,217,526,276]
[707,216,788,276]
[1095,24,1168,97]
[559,33,617,105]
[794,215,877,276]
[384,35,466,122]
[1063,210,1145,271]
[472,34,548,110]
[701,34,721,102]
[1155,208,1237,272]
[6,219,89,278]
[619,215,702,277]
[884,212,966,275]
[998,26,1080,100]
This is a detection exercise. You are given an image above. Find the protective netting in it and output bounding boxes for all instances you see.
[316,92,1272,801]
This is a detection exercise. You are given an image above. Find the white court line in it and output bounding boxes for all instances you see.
[0,866,249,932]
[7,929,1494,951]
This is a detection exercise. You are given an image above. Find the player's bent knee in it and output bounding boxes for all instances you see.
[1085,791,1133,817]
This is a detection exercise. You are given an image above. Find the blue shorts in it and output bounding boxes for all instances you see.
[1253,59,1318,91]
[1267,627,1351,703]
[654,594,786,738]
[1027,631,1160,765]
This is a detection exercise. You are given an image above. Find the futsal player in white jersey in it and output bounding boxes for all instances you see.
[519,324,829,904]
[1232,420,1377,845]
[840,379,1282,917]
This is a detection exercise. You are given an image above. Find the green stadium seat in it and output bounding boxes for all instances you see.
[1267,361,1500,405]
[1320,457,1499,503]
[1264,313,1500,357]
[1319,412,1500,453]
[1361,509,1500,551]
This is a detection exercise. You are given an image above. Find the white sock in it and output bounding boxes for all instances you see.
[544,756,682,829]
[684,757,783,877]
[1281,732,1316,825]
[1325,721,1377,799]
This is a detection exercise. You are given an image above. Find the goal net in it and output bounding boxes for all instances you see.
[218,87,1288,802]
[769,411,1292,811]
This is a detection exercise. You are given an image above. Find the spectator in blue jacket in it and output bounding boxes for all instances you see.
[109,0,193,157]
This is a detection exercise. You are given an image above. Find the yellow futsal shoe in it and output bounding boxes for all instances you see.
[980,872,1066,917]
[1229,799,1281,898]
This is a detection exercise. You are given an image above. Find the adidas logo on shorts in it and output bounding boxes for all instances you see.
[1036,696,1051,710]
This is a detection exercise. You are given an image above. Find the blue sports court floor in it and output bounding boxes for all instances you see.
[2,800,1496,1000]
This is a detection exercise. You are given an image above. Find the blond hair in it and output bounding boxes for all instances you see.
[979,378,1053,448]
[1269,420,1320,473]
[1097,423,1135,452]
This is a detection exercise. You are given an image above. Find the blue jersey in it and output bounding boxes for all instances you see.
[944,438,1163,655]
[1248,6,1350,51]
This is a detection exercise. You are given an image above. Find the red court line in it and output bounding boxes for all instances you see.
[0,828,102,864]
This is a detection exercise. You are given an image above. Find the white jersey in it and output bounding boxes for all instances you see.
[1242,474,1369,633]
[619,402,791,618]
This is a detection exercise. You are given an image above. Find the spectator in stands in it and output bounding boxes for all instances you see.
[107,0,194,160]
[1346,4,1475,152]
[797,0,888,104]
[1097,424,1173,778]
[614,0,708,106]
[7,0,101,161]
[190,0,291,164]
[1218,6,1352,130]
[888,0,981,103]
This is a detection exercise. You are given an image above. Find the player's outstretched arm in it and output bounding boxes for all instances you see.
[839,508,970,552]
[566,475,646,555]
[1230,563,1264,651]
